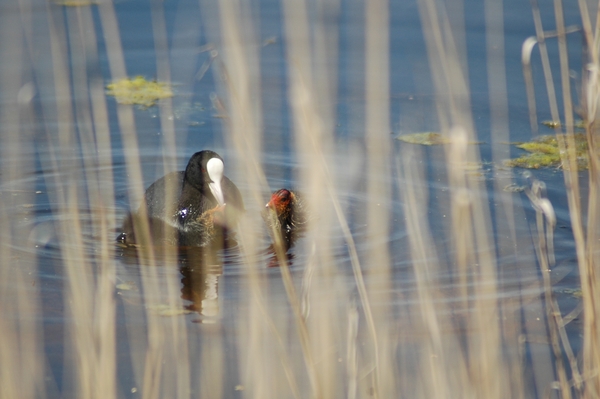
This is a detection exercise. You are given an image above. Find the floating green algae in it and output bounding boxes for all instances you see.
[541,120,586,129]
[541,120,561,129]
[503,183,526,193]
[396,132,483,146]
[555,288,583,297]
[396,132,451,145]
[106,76,173,108]
[505,134,590,170]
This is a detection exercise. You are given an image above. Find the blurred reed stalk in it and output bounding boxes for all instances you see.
[213,0,283,397]
[416,0,518,397]
[576,1,600,396]
[0,0,44,397]
[524,0,600,396]
[281,0,391,396]
[42,3,121,398]
[102,0,192,396]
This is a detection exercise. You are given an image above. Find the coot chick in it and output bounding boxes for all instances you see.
[118,150,244,247]
[262,188,307,250]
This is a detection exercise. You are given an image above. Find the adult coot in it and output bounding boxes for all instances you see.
[262,188,307,250]
[118,150,244,247]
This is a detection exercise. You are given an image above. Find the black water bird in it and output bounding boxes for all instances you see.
[118,150,244,247]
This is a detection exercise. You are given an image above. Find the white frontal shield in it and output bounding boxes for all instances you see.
[207,157,225,205]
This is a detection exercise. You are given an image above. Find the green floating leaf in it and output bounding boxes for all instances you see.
[541,120,561,128]
[106,76,173,108]
[503,183,525,193]
[541,120,586,129]
[516,142,557,154]
[555,288,583,297]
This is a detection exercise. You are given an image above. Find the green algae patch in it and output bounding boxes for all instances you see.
[396,132,451,145]
[505,134,590,170]
[541,120,586,129]
[503,183,525,193]
[541,120,561,129]
[106,76,173,107]
[555,288,583,297]
[397,132,483,146]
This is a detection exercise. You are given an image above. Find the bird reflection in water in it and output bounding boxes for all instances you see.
[116,239,238,322]
[178,246,225,323]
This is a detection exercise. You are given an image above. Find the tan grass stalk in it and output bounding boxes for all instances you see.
[150,2,192,397]
[529,0,561,124]
[281,0,339,396]
[523,36,541,134]
[576,4,600,397]
[418,0,518,397]
[523,2,600,393]
[68,6,118,398]
[486,1,527,394]
[214,1,295,397]
[281,0,390,396]
[97,0,154,250]
[552,2,600,397]
[398,150,457,398]
[527,181,573,398]
[41,4,119,398]
[365,0,394,394]
[97,2,170,398]
[0,2,45,398]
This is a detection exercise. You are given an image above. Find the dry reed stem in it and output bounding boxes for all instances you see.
[552,2,599,397]
[268,212,317,397]
[398,151,456,398]
[487,1,527,394]
[282,1,339,396]
[523,1,600,394]
[365,0,394,394]
[43,4,118,398]
[418,0,516,396]
[68,6,118,397]
[97,2,172,398]
[523,36,541,133]
[0,2,45,398]
[529,0,561,124]
[101,2,193,395]
[527,181,573,398]
[282,1,360,397]
[215,1,298,397]
[150,2,192,397]
[346,304,359,399]
[577,4,600,396]
[282,0,393,395]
